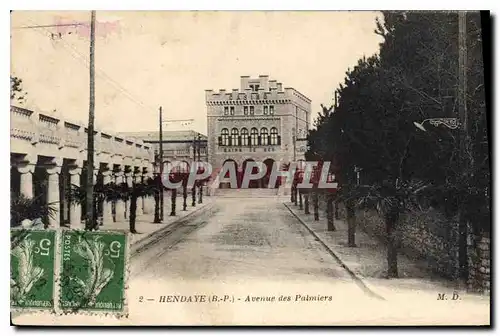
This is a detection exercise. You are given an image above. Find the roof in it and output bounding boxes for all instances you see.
[117,130,207,142]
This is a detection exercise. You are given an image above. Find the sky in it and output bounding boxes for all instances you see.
[11,11,383,135]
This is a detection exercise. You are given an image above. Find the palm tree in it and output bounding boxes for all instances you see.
[10,193,57,228]
[128,181,154,234]
[150,175,161,223]
[68,183,101,229]
[342,180,426,278]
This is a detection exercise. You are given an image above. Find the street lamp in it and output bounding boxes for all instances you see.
[413,118,460,132]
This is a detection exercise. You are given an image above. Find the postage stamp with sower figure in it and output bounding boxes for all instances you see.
[59,230,128,316]
[11,229,57,311]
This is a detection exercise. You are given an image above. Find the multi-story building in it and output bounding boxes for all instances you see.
[118,130,208,173]
[206,75,311,188]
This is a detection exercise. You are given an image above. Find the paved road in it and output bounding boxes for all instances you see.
[131,197,363,285]
[12,196,489,325]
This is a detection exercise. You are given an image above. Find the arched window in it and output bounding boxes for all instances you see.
[179,161,189,173]
[172,161,189,173]
[270,127,278,145]
[250,128,259,146]
[221,128,229,146]
[231,128,239,146]
[260,127,269,146]
[163,161,172,174]
[241,128,249,146]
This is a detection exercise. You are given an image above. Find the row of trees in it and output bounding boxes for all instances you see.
[11,171,209,232]
[307,11,489,280]
[10,77,210,231]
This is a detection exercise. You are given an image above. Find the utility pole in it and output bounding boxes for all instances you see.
[191,135,197,206]
[457,11,469,283]
[159,106,164,221]
[197,134,203,204]
[85,10,96,231]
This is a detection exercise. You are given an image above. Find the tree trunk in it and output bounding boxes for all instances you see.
[304,192,310,214]
[326,194,335,231]
[170,189,177,216]
[191,185,196,207]
[129,191,137,233]
[346,199,356,247]
[183,186,188,211]
[153,188,161,223]
[290,185,295,203]
[198,185,203,204]
[313,189,319,221]
[386,212,399,278]
[293,186,298,205]
[298,190,303,210]
[334,198,340,219]
[458,210,469,282]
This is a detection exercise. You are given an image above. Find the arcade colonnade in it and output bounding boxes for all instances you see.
[10,106,155,228]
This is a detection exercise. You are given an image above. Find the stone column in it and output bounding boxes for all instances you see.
[134,174,144,216]
[140,172,148,215]
[146,171,156,215]
[46,165,61,228]
[124,172,133,219]
[17,164,35,199]
[93,168,99,185]
[102,171,113,224]
[68,167,82,228]
[115,172,125,222]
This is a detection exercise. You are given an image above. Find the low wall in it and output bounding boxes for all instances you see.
[316,193,490,292]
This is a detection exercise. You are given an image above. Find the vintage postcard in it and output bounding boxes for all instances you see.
[10,10,491,326]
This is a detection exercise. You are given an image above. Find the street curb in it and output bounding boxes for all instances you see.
[283,202,386,301]
[130,200,214,255]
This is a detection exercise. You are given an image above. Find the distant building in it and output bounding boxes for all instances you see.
[118,130,208,173]
[206,75,311,188]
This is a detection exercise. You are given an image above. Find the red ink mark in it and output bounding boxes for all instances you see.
[53,15,121,38]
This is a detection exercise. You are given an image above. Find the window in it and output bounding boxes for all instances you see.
[231,128,239,146]
[263,106,269,115]
[269,105,274,115]
[224,106,229,115]
[270,127,278,145]
[230,106,235,115]
[260,127,269,145]
[244,106,249,116]
[250,128,259,146]
[173,161,189,174]
[221,128,229,146]
[249,84,260,92]
[250,106,255,115]
[241,128,249,146]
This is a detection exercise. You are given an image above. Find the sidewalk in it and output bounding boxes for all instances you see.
[283,201,490,304]
[99,196,215,250]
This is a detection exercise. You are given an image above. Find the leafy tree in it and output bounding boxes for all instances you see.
[10,76,27,102]
[308,11,489,279]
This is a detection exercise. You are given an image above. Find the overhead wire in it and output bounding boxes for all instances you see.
[16,18,160,118]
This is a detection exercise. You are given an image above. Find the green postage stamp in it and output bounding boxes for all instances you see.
[10,229,57,311]
[59,230,129,316]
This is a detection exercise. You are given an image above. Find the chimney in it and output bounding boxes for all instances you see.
[277,83,283,91]
[205,89,213,100]
[268,80,277,89]
[259,75,269,91]
[240,75,250,90]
